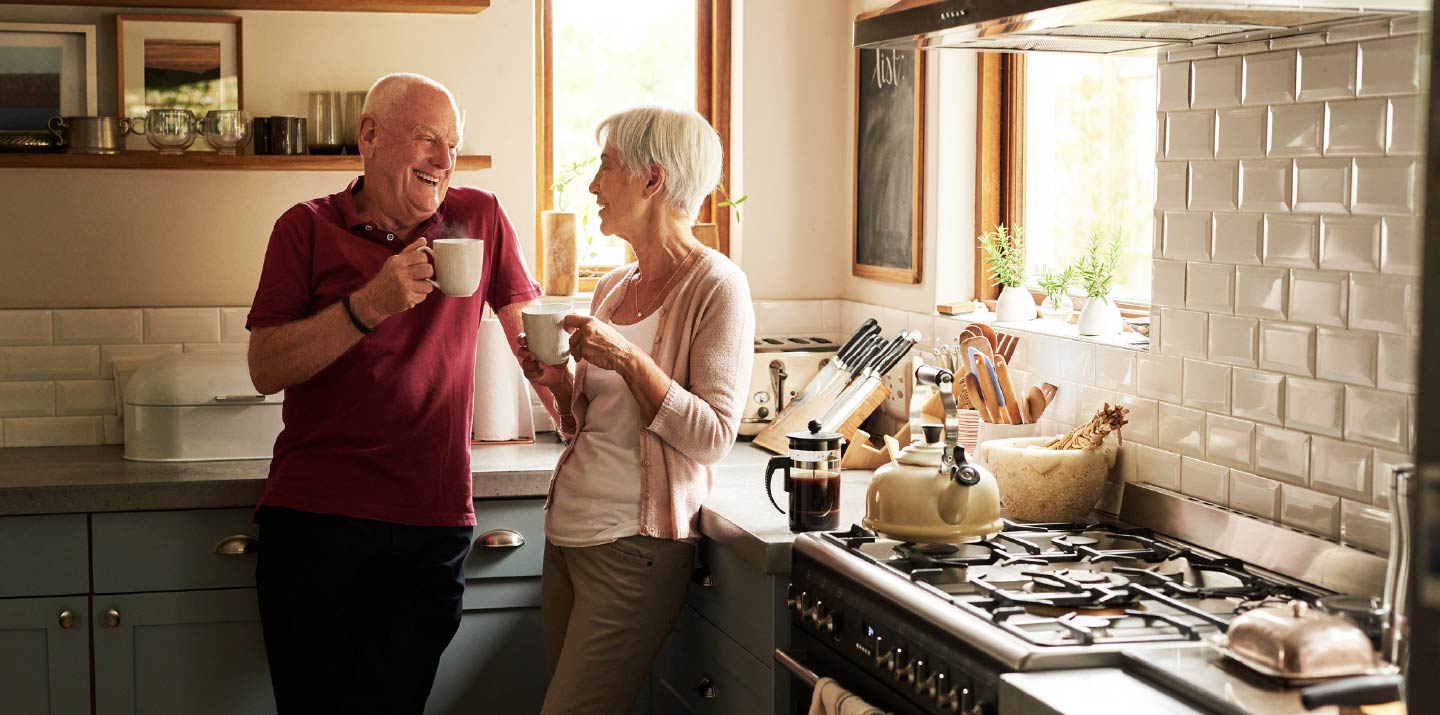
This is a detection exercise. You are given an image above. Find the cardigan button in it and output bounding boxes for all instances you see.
[642,460,651,468]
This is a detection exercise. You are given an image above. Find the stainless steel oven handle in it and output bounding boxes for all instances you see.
[773,649,819,688]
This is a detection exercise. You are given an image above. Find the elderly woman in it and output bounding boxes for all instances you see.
[518,106,754,714]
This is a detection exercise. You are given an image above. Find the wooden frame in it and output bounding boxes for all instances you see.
[535,0,731,291]
[0,22,97,129]
[852,47,924,284]
[116,14,242,151]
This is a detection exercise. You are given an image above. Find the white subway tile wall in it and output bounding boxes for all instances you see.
[0,308,249,447]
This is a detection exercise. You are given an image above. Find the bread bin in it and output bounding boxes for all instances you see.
[123,353,283,462]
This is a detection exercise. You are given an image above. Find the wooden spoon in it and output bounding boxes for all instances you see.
[974,322,999,351]
[1040,382,1058,405]
[964,372,999,424]
[993,356,1024,425]
[1027,385,1050,421]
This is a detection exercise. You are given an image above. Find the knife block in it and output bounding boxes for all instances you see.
[754,382,891,455]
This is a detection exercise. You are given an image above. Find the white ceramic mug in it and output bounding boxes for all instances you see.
[419,238,484,297]
[521,303,573,365]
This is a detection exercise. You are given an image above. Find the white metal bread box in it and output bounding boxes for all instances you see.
[123,353,283,462]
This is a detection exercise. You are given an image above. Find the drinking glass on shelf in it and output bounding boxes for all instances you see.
[134,108,197,155]
[200,110,252,155]
[342,91,366,155]
[307,91,342,155]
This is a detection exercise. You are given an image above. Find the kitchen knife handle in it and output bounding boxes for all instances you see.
[876,336,917,377]
[835,318,880,363]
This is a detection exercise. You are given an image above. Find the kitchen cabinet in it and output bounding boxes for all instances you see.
[652,538,792,715]
[0,514,92,715]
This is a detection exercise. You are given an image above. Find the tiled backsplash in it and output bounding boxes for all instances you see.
[0,308,250,447]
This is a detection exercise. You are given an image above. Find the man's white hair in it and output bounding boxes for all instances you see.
[362,73,459,124]
[595,106,722,220]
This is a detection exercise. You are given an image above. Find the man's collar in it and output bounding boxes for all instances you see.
[335,175,448,235]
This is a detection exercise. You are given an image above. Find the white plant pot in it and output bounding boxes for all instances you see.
[994,285,1038,322]
[1077,295,1123,336]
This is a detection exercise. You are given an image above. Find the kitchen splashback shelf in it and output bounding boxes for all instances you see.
[0,154,492,171]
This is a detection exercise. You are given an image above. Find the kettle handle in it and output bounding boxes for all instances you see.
[47,116,67,144]
[764,455,791,514]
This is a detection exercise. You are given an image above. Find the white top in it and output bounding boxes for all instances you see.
[545,311,661,546]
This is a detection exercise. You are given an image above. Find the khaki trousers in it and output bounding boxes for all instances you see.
[540,536,694,715]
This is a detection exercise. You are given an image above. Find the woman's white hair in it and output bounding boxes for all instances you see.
[595,106,722,220]
[362,73,459,124]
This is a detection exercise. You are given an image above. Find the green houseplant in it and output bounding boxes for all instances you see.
[1074,226,1125,336]
[541,157,598,295]
[1035,264,1076,319]
[977,224,1037,322]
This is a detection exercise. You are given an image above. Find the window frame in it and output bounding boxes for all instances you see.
[975,52,1151,317]
[534,0,733,292]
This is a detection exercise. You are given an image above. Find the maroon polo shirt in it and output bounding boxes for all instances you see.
[247,177,541,527]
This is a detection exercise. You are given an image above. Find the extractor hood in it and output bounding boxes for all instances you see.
[854,0,1429,54]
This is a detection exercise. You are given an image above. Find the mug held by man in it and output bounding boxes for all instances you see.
[419,238,484,297]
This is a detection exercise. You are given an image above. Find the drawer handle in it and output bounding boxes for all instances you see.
[213,534,260,555]
[690,565,714,588]
[105,608,121,628]
[696,674,717,699]
[478,529,525,548]
[213,394,267,402]
[58,609,75,629]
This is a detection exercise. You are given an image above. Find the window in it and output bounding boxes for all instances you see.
[536,0,731,287]
[976,53,1156,306]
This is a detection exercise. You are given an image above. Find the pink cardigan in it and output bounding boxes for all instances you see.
[550,249,755,539]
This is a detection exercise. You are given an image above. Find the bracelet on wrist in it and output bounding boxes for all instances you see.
[341,294,374,335]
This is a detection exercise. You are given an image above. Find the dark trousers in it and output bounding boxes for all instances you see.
[255,506,474,715]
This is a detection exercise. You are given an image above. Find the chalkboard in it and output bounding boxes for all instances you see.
[854,47,924,284]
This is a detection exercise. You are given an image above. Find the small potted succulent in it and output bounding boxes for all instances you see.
[1075,226,1125,336]
[1035,264,1075,320]
[977,224,1037,322]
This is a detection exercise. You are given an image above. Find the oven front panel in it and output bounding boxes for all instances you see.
[790,550,1002,714]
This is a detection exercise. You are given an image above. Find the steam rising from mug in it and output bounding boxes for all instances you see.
[419,238,484,297]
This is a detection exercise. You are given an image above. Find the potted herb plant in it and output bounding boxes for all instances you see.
[1075,227,1125,336]
[978,224,1037,322]
[1035,264,1075,320]
[690,185,746,252]
[541,157,597,296]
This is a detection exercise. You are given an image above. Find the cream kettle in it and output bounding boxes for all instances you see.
[862,366,1004,543]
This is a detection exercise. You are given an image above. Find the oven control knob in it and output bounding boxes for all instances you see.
[820,608,840,635]
[938,684,963,713]
[917,666,938,697]
[894,649,914,683]
[875,646,895,673]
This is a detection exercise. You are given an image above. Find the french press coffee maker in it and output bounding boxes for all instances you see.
[765,420,845,532]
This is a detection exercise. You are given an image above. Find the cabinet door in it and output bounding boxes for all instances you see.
[653,606,769,715]
[0,596,90,715]
[426,579,546,715]
[93,589,275,715]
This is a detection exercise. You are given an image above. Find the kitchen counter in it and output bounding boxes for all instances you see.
[999,669,1207,715]
[0,438,835,575]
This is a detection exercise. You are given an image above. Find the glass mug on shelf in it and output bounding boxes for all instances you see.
[132,108,198,155]
[199,110,253,155]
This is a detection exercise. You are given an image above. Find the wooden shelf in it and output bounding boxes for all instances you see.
[18,0,488,13]
[0,153,492,171]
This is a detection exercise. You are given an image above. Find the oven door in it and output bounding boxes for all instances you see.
[776,628,933,715]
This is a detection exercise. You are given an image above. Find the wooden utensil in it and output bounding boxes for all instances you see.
[1025,386,1048,422]
[996,332,1018,363]
[974,322,999,351]
[1040,382,1058,404]
[964,372,999,423]
[993,356,1023,425]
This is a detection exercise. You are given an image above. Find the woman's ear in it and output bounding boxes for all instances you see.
[643,162,667,200]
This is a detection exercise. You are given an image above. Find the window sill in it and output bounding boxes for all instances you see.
[933,310,1150,352]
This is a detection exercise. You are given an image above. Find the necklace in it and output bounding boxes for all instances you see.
[629,245,700,318]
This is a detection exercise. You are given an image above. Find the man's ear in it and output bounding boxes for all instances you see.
[643,162,666,200]
[357,115,380,158]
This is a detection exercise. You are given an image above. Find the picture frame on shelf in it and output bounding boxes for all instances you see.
[117,14,242,152]
[852,44,924,285]
[0,22,97,148]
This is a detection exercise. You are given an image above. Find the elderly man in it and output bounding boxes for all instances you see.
[245,73,546,714]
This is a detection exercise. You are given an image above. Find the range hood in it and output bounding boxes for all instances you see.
[854,0,1429,54]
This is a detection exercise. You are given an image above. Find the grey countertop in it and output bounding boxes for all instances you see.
[0,437,827,575]
[999,669,1208,715]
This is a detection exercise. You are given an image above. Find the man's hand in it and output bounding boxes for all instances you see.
[350,238,435,325]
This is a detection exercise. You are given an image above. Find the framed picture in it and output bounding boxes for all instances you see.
[0,23,97,131]
[852,46,924,284]
[117,15,242,150]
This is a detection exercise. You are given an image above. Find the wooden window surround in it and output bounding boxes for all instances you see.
[534,0,732,292]
[974,53,1149,319]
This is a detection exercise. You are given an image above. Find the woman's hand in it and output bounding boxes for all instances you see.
[517,333,573,392]
[563,314,637,373]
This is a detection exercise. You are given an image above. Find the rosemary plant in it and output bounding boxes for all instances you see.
[1075,227,1124,300]
[977,224,1026,289]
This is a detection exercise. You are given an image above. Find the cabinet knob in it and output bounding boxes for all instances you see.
[478,528,525,548]
[696,674,717,699]
[213,534,259,556]
[105,608,121,628]
[58,609,75,629]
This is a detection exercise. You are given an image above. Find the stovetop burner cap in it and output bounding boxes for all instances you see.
[904,543,960,557]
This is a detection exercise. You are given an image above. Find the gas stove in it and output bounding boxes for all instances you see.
[783,518,1329,715]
